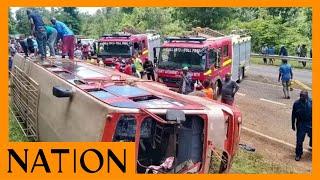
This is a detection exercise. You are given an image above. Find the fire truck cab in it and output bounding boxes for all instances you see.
[154,28,251,96]
[97,32,160,65]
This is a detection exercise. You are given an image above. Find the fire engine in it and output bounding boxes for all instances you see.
[10,54,242,174]
[154,27,251,96]
[97,31,161,66]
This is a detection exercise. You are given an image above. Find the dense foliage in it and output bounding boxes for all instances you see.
[9,7,312,55]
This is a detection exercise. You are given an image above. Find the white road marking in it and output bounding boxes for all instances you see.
[259,98,286,106]
[242,126,311,154]
[237,92,246,96]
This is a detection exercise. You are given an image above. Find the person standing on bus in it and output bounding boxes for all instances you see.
[26,9,47,61]
[221,73,239,106]
[45,25,57,57]
[51,17,75,60]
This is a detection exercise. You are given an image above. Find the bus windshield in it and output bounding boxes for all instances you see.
[158,48,206,71]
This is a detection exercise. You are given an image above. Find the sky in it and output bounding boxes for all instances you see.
[10,7,102,15]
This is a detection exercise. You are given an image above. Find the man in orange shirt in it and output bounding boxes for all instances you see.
[202,79,214,99]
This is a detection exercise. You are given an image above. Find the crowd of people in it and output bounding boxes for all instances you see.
[178,66,239,106]
[261,44,312,68]
[114,52,156,81]
[9,9,77,66]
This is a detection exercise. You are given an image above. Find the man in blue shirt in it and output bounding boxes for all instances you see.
[278,59,293,99]
[51,17,75,60]
[292,90,312,161]
[26,9,47,61]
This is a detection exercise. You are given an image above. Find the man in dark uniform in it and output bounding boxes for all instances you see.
[221,73,239,106]
[292,90,312,161]
[26,9,47,61]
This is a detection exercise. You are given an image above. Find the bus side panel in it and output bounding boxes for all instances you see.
[245,40,251,69]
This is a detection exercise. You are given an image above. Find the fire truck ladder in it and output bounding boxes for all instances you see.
[191,27,225,38]
[9,65,40,141]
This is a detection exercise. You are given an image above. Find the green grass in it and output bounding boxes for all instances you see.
[251,57,312,70]
[9,112,29,142]
[230,149,295,174]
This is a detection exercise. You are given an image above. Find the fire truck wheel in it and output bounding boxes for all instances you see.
[237,67,244,83]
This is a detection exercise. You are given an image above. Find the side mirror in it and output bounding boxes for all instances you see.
[53,86,74,98]
[166,109,186,124]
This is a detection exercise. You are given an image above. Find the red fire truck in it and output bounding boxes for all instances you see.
[154,28,251,96]
[97,32,160,65]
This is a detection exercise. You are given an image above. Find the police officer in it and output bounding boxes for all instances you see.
[292,90,312,161]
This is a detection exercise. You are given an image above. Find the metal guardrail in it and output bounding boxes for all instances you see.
[251,53,312,62]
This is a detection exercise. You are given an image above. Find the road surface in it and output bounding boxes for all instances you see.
[235,78,312,172]
[246,64,312,85]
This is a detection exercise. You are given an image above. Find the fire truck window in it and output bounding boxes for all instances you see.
[223,45,228,57]
[216,48,222,67]
[208,49,216,65]
[113,115,136,142]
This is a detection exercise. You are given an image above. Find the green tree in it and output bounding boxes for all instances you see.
[9,9,16,34]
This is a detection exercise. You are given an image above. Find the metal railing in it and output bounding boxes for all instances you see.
[251,53,312,62]
[9,65,40,141]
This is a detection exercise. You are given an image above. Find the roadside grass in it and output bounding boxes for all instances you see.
[230,149,295,173]
[9,111,29,142]
[251,57,312,70]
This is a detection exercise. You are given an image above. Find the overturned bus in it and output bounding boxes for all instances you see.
[9,54,242,174]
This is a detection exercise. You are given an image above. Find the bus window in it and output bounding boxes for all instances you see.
[113,115,136,142]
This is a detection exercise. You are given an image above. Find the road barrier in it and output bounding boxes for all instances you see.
[251,53,312,62]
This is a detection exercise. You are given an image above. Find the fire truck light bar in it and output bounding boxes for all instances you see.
[165,36,207,43]
[101,34,131,38]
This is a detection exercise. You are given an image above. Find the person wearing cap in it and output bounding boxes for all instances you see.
[178,66,193,95]
[51,17,75,60]
[292,90,312,161]
[278,59,293,99]
[221,73,239,105]
[26,9,47,61]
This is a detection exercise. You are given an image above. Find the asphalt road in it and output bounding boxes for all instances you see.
[235,78,312,172]
[247,64,312,85]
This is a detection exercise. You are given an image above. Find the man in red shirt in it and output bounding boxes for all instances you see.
[124,61,132,75]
